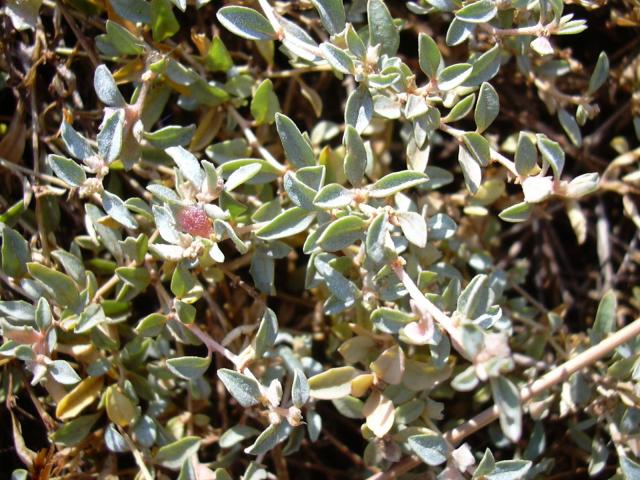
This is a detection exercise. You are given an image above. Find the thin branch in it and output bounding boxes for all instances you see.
[375,317,640,479]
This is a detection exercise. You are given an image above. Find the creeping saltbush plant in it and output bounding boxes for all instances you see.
[1,0,640,478]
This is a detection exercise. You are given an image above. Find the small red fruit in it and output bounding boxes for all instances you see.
[176,206,213,237]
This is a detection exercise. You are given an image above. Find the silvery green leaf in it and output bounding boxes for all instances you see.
[536,134,564,180]
[135,313,167,337]
[60,122,93,161]
[35,298,52,331]
[557,109,582,147]
[284,172,317,211]
[102,191,138,229]
[345,85,373,134]
[456,0,497,23]
[48,154,86,188]
[27,262,82,312]
[51,249,85,286]
[473,449,496,478]
[5,0,43,31]
[250,250,274,294]
[457,274,489,319]
[255,308,278,358]
[310,0,346,35]
[424,166,454,189]
[144,124,196,148]
[155,436,201,470]
[408,433,448,466]
[320,42,354,74]
[490,377,522,442]
[280,17,321,62]
[443,93,475,123]
[498,202,532,223]
[344,125,367,185]
[514,132,537,176]
[2,226,29,278]
[49,360,81,385]
[396,211,427,248]
[345,24,367,58]
[451,365,479,391]
[530,36,554,56]
[166,355,211,380]
[371,307,414,333]
[405,94,429,119]
[438,63,473,90]
[486,460,532,480]
[166,146,205,188]
[418,33,442,79]
[374,94,402,119]
[251,79,280,125]
[463,132,490,167]
[314,256,358,303]
[115,266,150,291]
[244,421,291,455]
[217,369,262,407]
[458,146,481,194]
[369,171,428,198]
[566,172,599,197]
[475,82,499,133]
[292,369,310,407]
[147,184,181,204]
[587,52,609,95]
[276,113,315,169]
[224,162,262,192]
[314,183,355,209]
[97,108,125,163]
[588,437,608,476]
[213,220,248,253]
[94,65,126,107]
[308,366,357,400]
[318,215,365,251]
[105,20,145,55]
[219,424,260,449]
[590,290,616,344]
[464,45,500,86]
[256,207,316,240]
[51,414,101,447]
[396,398,425,424]
[446,17,475,46]
[109,0,151,23]
[153,205,181,244]
[367,0,400,57]
[216,6,275,41]
[297,165,325,191]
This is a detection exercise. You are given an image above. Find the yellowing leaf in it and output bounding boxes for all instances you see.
[105,385,137,427]
[370,345,405,385]
[56,376,104,420]
[363,391,395,438]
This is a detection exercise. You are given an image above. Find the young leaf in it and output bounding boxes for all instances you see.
[102,191,138,229]
[216,6,276,41]
[166,146,205,188]
[151,0,179,42]
[206,36,233,72]
[536,134,565,180]
[475,82,499,133]
[292,369,310,407]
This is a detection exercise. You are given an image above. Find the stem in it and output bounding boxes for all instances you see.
[120,429,154,480]
[187,324,240,366]
[227,107,286,173]
[376,317,640,479]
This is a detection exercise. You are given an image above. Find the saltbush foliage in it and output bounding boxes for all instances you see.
[1,0,639,478]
